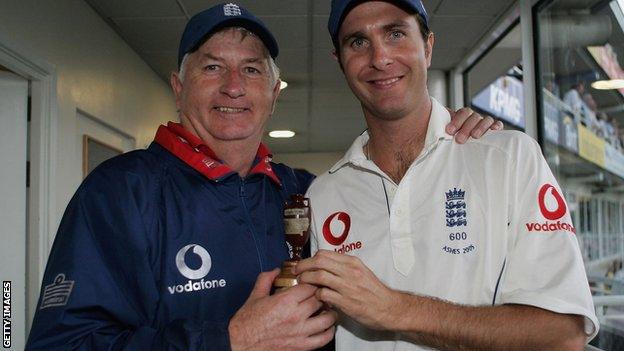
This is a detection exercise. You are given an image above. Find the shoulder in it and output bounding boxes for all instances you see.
[306,167,343,198]
[79,144,171,196]
[464,130,541,157]
[271,162,316,194]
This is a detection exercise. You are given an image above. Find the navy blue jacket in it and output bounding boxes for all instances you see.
[26,142,314,350]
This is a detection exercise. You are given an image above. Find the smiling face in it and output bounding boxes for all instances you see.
[171,28,280,145]
[337,1,434,121]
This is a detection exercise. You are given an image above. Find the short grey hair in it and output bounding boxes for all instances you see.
[178,27,280,86]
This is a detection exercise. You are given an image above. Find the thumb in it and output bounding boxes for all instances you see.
[248,268,280,300]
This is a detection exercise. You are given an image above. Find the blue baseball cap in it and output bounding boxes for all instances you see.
[178,3,279,68]
[328,0,429,49]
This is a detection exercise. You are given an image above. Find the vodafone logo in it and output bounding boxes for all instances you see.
[526,184,575,235]
[176,244,212,279]
[538,184,567,220]
[323,212,363,253]
[323,212,351,245]
[169,244,227,295]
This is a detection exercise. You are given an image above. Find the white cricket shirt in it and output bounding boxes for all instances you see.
[307,98,598,351]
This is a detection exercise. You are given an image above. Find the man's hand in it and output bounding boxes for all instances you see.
[295,250,397,331]
[446,108,503,144]
[228,268,337,351]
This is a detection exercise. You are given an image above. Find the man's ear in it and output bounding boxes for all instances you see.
[170,71,184,110]
[332,49,345,72]
[269,79,282,115]
[425,32,435,68]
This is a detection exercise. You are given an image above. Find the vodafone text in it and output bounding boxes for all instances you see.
[334,241,362,254]
[168,278,227,295]
[525,221,576,234]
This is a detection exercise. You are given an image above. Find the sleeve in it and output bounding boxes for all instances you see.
[499,135,599,340]
[26,169,232,350]
[293,168,316,194]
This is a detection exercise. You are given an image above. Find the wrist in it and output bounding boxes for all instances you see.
[385,291,427,333]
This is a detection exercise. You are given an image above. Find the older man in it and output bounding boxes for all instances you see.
[26,3,497,350]
[297,1,598,351]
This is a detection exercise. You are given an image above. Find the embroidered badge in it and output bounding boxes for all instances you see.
[223,3,242,16]
[445,188,467,227]
[442,187,475,255]
[40,274,74,309]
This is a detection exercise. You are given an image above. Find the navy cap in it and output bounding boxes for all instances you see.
[328,0,429,49]
[178,3,279,67]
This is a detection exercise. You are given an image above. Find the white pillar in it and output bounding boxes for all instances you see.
[428,70,448,106]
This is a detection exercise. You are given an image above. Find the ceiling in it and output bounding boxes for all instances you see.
[84,0,517,153]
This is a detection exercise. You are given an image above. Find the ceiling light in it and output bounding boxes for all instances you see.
[591,79,624,90]
[280,80,288,90]
[269,130,295,138]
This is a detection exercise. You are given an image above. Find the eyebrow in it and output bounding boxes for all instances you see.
[198,53,264,64]
[340,20,411,46]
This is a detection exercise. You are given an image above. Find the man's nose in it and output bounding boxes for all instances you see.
[370,42,393,70]
[221,70,245,98]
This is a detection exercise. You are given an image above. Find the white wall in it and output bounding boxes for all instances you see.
[427,69,448,106]
[0,0,177,227]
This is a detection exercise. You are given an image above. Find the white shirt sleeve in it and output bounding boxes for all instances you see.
[499,135,599,340]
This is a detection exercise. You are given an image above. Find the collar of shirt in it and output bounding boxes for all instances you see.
[329,97,453,174]
[154,121,281,185]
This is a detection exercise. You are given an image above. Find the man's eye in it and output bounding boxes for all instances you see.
[351,38,366,49]
[390,31,405,40]
[245,67,261,74]
[204,64,219,71]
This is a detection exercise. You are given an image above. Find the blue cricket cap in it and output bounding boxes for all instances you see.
[328,0,429,49]
[178,3,279,68]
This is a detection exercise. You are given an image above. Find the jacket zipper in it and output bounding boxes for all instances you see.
[239,178,264,271]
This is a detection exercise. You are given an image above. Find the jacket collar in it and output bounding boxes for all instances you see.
[155,122,281,185]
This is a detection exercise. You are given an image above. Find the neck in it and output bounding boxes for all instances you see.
[364,96,432,184]
[180,116,259,177]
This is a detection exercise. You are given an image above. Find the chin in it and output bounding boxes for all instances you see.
[212,128,259,142]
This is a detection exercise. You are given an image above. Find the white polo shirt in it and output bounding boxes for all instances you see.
[307,98,598,351]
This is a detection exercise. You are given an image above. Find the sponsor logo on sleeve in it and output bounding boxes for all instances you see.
[168,244,227,295]
[322,212,362,253]
[40,274,74,309]
[525,184,576,234]
[442,188,476,255]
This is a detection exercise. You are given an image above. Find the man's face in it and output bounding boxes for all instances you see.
[172,28,280,143]
[337,1,434,120]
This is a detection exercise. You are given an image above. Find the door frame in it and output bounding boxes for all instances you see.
[0,32,58,333]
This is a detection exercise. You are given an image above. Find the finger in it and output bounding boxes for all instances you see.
[455,113,481,144]
[299,294,324,317]
[492,120,504,130]
[301,326,336,350]
[295,250,349,275]
[248,268,280,300]
[446,108,472,135]
[470,116,495,138]
[302,310,338,336]
[316,286,343,307]
[279,282,318,303]
[298,269,343,292]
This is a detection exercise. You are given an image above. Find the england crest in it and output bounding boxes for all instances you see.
[445,188,467,227]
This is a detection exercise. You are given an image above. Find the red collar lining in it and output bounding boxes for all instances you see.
[154,122,281,185]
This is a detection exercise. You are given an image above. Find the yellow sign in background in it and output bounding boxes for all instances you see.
[578,124,606,167]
